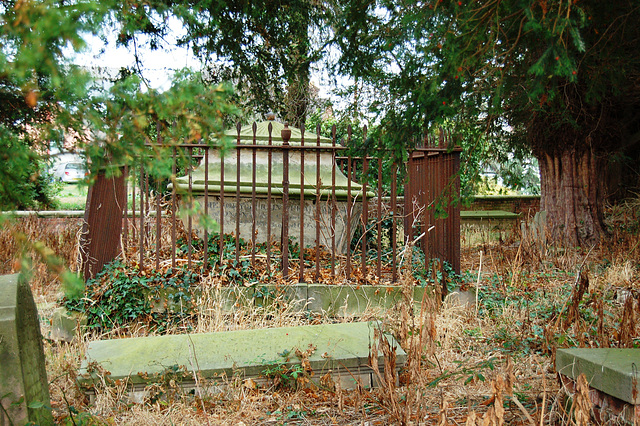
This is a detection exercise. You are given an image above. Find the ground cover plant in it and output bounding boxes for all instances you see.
[1,197,639,425]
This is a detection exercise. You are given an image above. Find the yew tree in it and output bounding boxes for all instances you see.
[111,0,328,126]
[336,0,640,246]
[1,0,234,205]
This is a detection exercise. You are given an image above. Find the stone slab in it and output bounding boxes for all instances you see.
[556,348,640,405]
[79,322,405,391]
[146,284,438,317]
[0,274,53,425]
[307,284,405,316]
[460,210,520,220]
[196,196,361,254]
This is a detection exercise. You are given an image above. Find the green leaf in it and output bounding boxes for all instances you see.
[27,400,45,409]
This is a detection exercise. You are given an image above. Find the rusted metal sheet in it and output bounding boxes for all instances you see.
[405,130,462,279]
[80,170,126,281]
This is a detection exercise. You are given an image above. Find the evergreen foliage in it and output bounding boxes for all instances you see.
[107,0,331,125]
[0,0,238,210]
[334,0,640,243]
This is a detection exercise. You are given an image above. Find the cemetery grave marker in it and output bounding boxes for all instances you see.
[0,274,53,425]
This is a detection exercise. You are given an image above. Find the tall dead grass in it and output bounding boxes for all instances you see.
[7,195,640,424]
[0,216,82,297]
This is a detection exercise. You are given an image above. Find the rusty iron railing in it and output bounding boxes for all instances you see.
[112,123,461,284]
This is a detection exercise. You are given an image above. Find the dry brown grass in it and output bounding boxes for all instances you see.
[2,197,640,425]
[0,216,83,298]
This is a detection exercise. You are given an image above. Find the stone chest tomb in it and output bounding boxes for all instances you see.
[174,119,368,254]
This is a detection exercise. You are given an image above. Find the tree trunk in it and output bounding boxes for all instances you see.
[284,72,310,128]
[538,146,607,247]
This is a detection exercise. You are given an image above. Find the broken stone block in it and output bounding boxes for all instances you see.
[0,274,53,425]
[50,307,86,342]
[556,348,640,423]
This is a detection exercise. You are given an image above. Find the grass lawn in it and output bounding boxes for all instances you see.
[56,183,88,210]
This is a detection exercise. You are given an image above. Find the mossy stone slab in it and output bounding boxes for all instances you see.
[252,283,308,310]
[307,284,405,316]
[148,286,255,314]
[79,322,405,390]
[460,210,520,220]
[556,348,640,405]
[50,307,86,342]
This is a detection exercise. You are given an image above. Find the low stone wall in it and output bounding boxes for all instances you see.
[462,195,540,216]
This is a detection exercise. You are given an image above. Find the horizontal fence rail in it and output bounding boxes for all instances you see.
[100,121,461,286]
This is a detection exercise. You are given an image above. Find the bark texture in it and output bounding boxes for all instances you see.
[538,146,607,247]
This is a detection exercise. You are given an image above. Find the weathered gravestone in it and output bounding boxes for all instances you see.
[0,274,53,425]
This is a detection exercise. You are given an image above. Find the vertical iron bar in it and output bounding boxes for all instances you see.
[204,146,209,272]
[315,124,321,282]
[155,177,161,272]
[418,146,423,257]
[391,160,398,283]
[330,125,337,279]
[235,122,241,265]
[123,165,129,253]
[428,145,435,271]
[361,149,368,277]
[405,150,413,245]
[139,161,144,270]
[377,155,382,280]
[438,149,445,270]
[346,149,352,279]
[155,123,162,271]
[132,163,136,243]
[251,122,257,267]
[299,124,305,283]
[453,140,461,274]
[187,146,193,271]
[281,123,291,281]
[346,126,352,280]
[171,147,176,268]
[219,144,225,266]
[267,123,273,273]
[144,167,150,257]
[446,141,452,279]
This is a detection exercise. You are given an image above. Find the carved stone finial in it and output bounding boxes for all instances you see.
[281,122,291,144]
